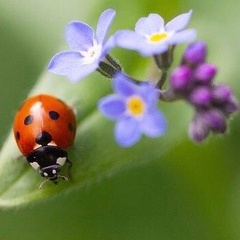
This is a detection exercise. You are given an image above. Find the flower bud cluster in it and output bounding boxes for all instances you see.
[170,41,238,142]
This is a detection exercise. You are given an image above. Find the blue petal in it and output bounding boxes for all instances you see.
[114,30,168,56]
[138,83,159,111]
[48,51,82,75]
[139,42,168,56]
[67,63,99,82]
[165,10,193,32]
[140,111,167,137]
[65,21,94,51]
[168,29,197,45]
[96,9,116,44]
[48,51,98,82]
[98,95,125,120]
[115,117,141,147]
[114,30,145,51]
[113,72,136,96]
[100,36,116,59]
[135,14,164,35]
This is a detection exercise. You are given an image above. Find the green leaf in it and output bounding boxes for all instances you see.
[0,0,186,208]
[0,69,191,207]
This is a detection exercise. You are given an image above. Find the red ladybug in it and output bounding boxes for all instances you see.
[13,94,76,188]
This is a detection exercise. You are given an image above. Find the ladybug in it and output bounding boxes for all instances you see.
[13,94,76,188]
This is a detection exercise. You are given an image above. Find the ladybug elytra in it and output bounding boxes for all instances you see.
[13,94,76,188]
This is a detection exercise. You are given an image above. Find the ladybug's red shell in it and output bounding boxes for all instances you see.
[13,94,76,156]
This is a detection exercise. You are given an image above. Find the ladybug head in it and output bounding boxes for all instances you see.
[39,164,68,189]
[40,164,61,182]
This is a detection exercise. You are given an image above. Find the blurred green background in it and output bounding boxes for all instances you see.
[0,0,240,239]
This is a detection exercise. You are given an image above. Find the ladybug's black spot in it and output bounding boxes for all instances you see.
[24,115,34,125]
[68,123,74,132]
[16,131,20,140]
[35,131,52,146]
[49,111,60,120]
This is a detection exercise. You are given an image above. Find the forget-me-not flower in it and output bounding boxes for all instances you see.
[98,72,167,147]
[113,10,196,56]
[48,9,116,82]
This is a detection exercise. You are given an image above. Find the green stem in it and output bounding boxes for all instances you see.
[156,70,168,89]
[154,46,175,89]
[159,89,180,102]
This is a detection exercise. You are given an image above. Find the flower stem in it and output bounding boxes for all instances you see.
[156,70,168,89]
[154,46,175,89]
[159,89,180,102]
[97,55,142,85]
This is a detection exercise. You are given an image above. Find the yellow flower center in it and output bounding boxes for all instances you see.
[127,96,145,116]
[149,32,168,43]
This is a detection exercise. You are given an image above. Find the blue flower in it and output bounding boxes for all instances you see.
[98,73,167,147]
[48,9,116,82]
[113,10,196,56]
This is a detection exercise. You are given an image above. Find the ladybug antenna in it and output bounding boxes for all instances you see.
[58,175,69,182]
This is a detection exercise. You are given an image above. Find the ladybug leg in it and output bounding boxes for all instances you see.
[58,175,69,182]
[39,179,49,189]
[65,158,73,180]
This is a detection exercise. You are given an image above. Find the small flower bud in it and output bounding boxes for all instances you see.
[223,96,239,115]
[202,109,226,133]
[189,86,212,107]
[183,41,207,65]
[188,114,210,142]
[211,84,232,104]
[194,63,217,84]
[170,66,192,92]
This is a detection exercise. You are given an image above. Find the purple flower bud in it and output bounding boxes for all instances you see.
[202,109,226,133]
[189,86,212,107]
[223,96,239,115]
[194,63,217,84]
[170,66,192,92]
[183,41,207,65]
[212,84,232,104]
[188,114,210,142]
